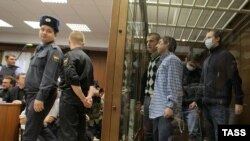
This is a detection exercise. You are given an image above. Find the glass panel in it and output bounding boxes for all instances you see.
[119,1,148,141]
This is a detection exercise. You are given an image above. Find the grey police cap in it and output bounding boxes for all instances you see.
[39,15,60,33]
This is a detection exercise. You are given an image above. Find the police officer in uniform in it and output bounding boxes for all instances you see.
[22,15,63,141]
[58,31,96,141]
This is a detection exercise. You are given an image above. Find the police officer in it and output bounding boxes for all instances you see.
[22,15,63,141]
[58,31,96,141]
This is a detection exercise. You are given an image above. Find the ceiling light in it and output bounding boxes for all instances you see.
[66,23,91,32]
[0,19,13,27]
[24,21,40,29]
[41,0,67,4]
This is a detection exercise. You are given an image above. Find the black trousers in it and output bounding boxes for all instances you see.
[22,90,57,141]
[58,94,87,141]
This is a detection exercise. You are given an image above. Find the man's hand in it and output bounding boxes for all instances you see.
[34,99,44,112]
[12,100,22,104]
[44,116,55,124]
[235,104,243,115]
[83,96,93,108]
[164,107,174,118]
[189,101,197,109]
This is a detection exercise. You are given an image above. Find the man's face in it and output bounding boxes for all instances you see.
[205,31,220,46]
[2,79,12,90]
[6,56,16,66]
[17,75,26,87]
[39,25,56,43]
[156,39,168,55]
[146,35,158,53]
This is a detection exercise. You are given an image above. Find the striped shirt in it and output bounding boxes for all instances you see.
[149,52,183,119]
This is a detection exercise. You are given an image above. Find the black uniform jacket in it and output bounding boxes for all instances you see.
[60,47,94,104]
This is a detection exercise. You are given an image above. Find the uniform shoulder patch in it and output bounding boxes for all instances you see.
[52,55,60,63]
[63,57,69,66]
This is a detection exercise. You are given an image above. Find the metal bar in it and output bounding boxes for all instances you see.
[223,14,249,41]
[215,0,222,8]
[195,30,203,42]
[183,0,197,40]
[156,0,159,32]
[213,11,226,29]
[227,0,234,9]
[172,0,183,37]
[145,2,250,14]
[222,0,249,29]
[172,8,180,37]
[174,0,184,25]
[180,28,185,40]
[187,0,208,41]
[148,22,232,31]
[165,0,172,35]
[221,13,236,29]
[224,20,250,46]
[203,10,215,27]
[187,29,194,40]
[176,39,204,43]
[213,0,233,29]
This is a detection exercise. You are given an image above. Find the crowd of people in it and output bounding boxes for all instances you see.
[0,15,104,141]
[0,15,245,141]
[140,31,244,141]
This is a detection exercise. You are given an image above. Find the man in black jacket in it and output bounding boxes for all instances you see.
[0,75,16,101]
[58,31,96,141]
[0,54,21,86]
[6,73,26,111]
[201,30,244,141]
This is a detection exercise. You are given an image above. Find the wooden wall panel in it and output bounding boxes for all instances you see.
[87,51,107,88]
[0,104,21,141]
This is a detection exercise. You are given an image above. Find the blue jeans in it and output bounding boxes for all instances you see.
[152,116,173,141]
[143,96,153,141]
[202,104,229,141]
[183,107,200,140]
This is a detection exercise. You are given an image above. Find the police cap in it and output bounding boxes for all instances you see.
[40,15,60,33]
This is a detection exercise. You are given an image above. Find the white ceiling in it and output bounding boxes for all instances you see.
[1,0,250,52]
[0,0,113,49]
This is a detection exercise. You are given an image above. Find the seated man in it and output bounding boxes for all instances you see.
[6,73,26,111]
[0,75,16,101]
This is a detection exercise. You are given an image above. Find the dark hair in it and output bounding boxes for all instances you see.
[162,36,177,52]
[208,30,222,44]
[147,32,161,42]
[187,53,201,63]
[3,75,16,86]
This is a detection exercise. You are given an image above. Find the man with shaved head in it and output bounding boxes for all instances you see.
[58,31,97,141]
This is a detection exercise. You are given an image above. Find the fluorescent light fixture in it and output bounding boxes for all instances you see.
[66,23,91,32]
[0,19,13,27]
[41,0,67,4]
[24,21,40,29]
